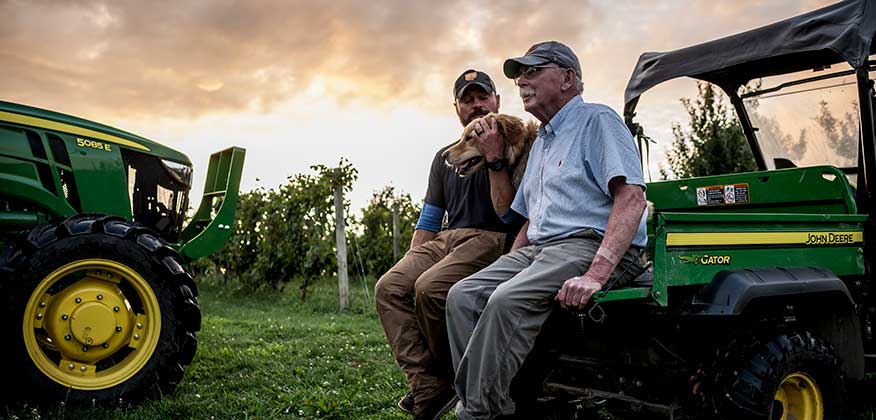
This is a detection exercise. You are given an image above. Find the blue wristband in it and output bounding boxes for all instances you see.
[415,203,445,232]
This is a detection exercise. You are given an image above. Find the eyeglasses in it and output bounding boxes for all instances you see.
[515,64,561,80]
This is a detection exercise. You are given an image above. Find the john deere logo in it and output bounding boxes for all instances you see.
[680,254,731,265]
[805,232,856,245]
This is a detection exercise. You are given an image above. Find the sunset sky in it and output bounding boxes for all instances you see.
[2,0,834,213]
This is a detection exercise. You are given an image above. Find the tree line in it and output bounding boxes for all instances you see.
[193,158,420,299]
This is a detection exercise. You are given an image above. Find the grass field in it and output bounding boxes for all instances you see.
[6,276,411,420]
[4,275,875,420]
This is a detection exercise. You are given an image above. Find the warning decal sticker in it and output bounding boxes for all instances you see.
[696,183,749,206]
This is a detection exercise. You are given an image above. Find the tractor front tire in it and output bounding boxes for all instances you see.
[2,215,201,404]
[707,331,844,420]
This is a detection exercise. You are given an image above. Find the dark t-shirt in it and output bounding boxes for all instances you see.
[424,143,506,233]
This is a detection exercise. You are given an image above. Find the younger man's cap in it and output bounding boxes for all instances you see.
[454,69,496,100]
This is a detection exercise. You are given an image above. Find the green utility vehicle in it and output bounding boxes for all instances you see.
[518,1,876,419]
[0,100,244,403]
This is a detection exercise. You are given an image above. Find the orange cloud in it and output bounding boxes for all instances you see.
[0,0,840,122]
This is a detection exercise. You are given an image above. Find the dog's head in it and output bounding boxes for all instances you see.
[443,113,530,177]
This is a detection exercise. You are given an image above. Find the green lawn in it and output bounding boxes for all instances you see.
[6,276,411,420]
[4,276,874,419]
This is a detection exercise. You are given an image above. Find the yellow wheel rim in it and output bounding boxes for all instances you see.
[22,259,161,390]
[773,372,823,420]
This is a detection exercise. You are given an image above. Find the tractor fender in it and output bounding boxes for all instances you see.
[687,267,864,380]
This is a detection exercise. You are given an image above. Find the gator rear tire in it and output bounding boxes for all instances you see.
[708,331,843,420]
[2,215,200,404]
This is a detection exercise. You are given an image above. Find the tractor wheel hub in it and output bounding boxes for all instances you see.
[70,302,115,346]
[42,275,134,363]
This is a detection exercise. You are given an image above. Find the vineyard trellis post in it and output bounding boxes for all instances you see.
[333,168,349,310]
[392,202,400,260]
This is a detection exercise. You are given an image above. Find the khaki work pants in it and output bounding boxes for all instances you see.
[375,228,505,413]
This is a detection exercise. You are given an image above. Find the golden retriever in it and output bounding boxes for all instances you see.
[443,113,538,190]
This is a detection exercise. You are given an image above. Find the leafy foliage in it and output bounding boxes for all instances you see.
[201,159,358,298]
[353,186,420,277]
[662,82,757,179]
[198,159,428,299]
[206,188,267,283]
[259,161,356,298]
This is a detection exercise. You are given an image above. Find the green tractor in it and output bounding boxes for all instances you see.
[0,100,244,403]
[517,1,876,419]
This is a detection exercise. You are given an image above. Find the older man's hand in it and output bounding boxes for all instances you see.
[556,273,608,309]
[472,117,504,163]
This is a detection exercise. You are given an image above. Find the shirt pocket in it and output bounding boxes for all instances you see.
[545,147,584,189]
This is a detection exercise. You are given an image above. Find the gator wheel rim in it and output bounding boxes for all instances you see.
[22,259,161,390]
[773,372,823,420]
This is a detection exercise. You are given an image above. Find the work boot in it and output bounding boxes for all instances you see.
[397,391,414,414]
[413,387,458,420]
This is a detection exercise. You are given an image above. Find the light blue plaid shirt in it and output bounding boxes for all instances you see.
[511,96,648,247]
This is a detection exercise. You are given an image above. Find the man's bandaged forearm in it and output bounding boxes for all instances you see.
[596,247,620,265]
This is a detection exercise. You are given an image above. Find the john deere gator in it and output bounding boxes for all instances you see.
[513,1,876,419]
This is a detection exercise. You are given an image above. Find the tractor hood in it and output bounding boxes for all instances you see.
[624,0,876,119]
[0,100,191,165]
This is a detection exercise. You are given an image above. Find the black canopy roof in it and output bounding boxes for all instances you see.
[624,0,876,118]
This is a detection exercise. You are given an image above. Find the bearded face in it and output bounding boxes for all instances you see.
[455,86,499,126]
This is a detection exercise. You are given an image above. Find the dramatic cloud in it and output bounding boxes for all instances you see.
[0,0,844,210]
[1,0,606,119]
[2,0,837,120]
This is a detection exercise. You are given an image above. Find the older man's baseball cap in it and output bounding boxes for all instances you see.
[503,41,582,79]
[453,69,496,100]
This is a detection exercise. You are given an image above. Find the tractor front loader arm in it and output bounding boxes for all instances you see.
[177,146,246,261]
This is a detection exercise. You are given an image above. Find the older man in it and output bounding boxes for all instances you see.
[375,69,516,420]
[446,41,649,420]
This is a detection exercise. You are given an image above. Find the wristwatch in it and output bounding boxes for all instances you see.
[487,159,507,171]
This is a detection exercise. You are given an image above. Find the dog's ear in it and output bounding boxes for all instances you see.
[490,115,514,164]
[498,115,525,166]
[493,113,506,139]
[505,142,521,167]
